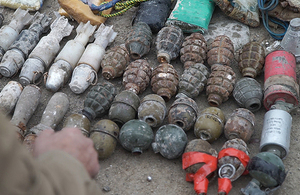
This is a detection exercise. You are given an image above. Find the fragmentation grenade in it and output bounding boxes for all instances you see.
[218,138,250,182]
[152,124,187,159]
[207,35,234,67]
[119,119,154,154]
[138,94,167,128]
[82,81,117,121]
[109,90,140,126]
[125,22,152,60]
[180,33,207,69]
[183,139,218,195]
[156,25,184,63]
[194,107,225,143]
[206,64,236,107]
[243,152,286,190]
[90,119,119,159]
[178,63,209,99]
[122,59,152,94]
[151,63,179,102]
[167,93,199,131]
[224,108,255,143]
[238,41,265,78]
[63,113,91,137]
[233,77,263,113]
[101,44,130,80]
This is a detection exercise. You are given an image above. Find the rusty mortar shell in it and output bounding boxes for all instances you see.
[69,24,117,94]
[238,41,265,78]
[82,81,117,121]
[90,119,119,159]
[180,33,207,69]
[194,107,225,143]
[184,139,218,175]
[218,138,250,181]
[152,124,187,159]
[23,92,69,152]
[45,21,97,92]
[122,59,152,94]
[0,12,52,78]
[138,94,167,128]
[167,93,199,131]
[178,63,209,99]
[206,64,236,107]
[151,63,179,102]
[63,113,91,137]
[156,25,184,63]
[19,16,74,86]
[0,8,33,61]
[207,35,234,67]
[10,85,41,139]
[101,44,130,80]
[109,90,140,126]
[125,22,152,60]
[233,77,263,113]
[224,108,255,143]
[0,81,23,115]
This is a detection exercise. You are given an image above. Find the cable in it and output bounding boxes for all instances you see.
[257,0,289,40]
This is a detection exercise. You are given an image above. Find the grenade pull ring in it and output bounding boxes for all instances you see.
[182,151,218,195]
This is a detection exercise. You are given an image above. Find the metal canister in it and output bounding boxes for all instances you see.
[260,109,292,159]
[264,50,299,110]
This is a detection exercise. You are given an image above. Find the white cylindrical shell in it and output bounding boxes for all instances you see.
[0,26,18,51]
[29,36,60,68]
[19,58,44,86]
[69,64,97,94]
[55,40,85,69]
[0,81,23,115]
[78,43,105,72]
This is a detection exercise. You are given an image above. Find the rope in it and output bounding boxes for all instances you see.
[257,0,289,40]
[89,0,149,17]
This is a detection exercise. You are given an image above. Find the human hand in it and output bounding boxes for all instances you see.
[33,128,100,178]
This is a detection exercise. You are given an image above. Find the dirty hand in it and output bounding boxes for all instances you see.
[33,128,100,178]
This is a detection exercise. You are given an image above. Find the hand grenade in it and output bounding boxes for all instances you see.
[122,59,152,94]
[151,63,179,101]
[238,41,265,78]
[207,35,234,67]
[125,22,152,60]
[180,33,207,69]
[101,44,130,80]
[206,64,236,107]
[156,25,184,63]
[178,63,209,99]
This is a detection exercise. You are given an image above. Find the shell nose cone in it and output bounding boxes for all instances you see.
[19,76,31,86]
[69,81,85,94]
[46,73,64,92]
[0,66,12,77]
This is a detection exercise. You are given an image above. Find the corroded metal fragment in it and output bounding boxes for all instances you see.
[180,33,207,69]
[178,63,209,99]
[101,44,130,80]
[151,63,179,102]
[122,59,152,94]
[206,64,236,106]
[207,35,234,67]
[238,42,265,78]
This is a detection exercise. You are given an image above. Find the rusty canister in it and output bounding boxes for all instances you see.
[264,50,299,110]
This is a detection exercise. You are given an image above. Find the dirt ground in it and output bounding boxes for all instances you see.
[1,0,300,194]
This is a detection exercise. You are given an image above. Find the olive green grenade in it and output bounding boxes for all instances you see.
[119,119,154,154]
[152,124,187,159]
